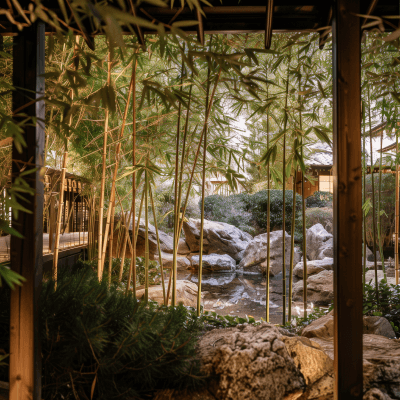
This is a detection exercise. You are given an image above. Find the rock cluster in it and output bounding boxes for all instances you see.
[154,315,400,400]
[183,218,253,261]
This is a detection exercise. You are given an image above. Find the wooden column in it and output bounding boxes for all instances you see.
[10,21,45,400]
[332,1,363,398]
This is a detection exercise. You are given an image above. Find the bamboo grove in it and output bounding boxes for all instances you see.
[1,3,400,326]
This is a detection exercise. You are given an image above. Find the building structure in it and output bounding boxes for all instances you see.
[1,1,396,398]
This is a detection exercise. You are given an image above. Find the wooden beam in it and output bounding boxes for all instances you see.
[264,0,274,49]
[332,0,363,398]
[10,21,45,400]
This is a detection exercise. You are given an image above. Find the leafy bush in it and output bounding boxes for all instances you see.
[305,191,333,208]
[203,190,302,235]
[202,194,254,235]
[73,256,160,287]
[246,190,302,233]
[305,207,333,230]
[364,174,396,247]
[0,269,204,399]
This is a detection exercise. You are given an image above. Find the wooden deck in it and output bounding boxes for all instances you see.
[0,232,88,262]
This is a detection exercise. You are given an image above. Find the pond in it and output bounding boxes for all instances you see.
[177,270,309,324]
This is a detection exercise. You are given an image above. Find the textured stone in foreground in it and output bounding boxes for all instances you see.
[190,253,236,272]
[197,323,305,400]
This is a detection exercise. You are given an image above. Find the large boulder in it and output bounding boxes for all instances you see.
[190,253,236,272]
[239,231,301,276]
[306,223,333,261]
[293,270,333,306]
[183,218,252,261]
[293,257,333,279]
[135,280,200,307]
[365,270,397,286]
[197,323,305,400]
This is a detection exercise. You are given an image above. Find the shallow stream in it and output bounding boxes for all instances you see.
[177,270,305,324]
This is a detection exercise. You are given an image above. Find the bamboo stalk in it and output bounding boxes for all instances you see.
[144,170,149,303]
[108,199,116,286]
[301,150,307,319]
[288,169,297,321]
[171,51,185,307]
[363,104,367,290]
[126,187,144,295]
[127,51,139,296]
[396,135,399,285]
[367,84,379,300]
[149,184,166,305]
[98,53,112,281]
[176,67,223,241]
[53,37,80,287]
[197,51,212,317]
[377,115,386,280]
[281,55,290,325]
[100,60,136,276]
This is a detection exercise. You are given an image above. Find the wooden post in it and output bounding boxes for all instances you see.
[332,1,363,398]
[10,21,45,400]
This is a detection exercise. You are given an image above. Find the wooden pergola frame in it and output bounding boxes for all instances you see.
[3,0,397,398]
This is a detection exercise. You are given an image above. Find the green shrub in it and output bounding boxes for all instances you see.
[305,207,333,230]
[0,269,204,398]
[203,190,302,235]
[246,190,302,233]
[305,191,333,208]
[202,194,255,235]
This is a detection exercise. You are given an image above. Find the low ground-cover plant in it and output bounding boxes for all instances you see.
[203,189,302,235]
[0,268,204,399]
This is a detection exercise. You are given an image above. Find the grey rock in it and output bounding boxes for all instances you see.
[183,218,252,261]
[178,238,191,255]
[293,270,333,306]
[136,280,200,307]
[190,253,236,272]
[293,257,334,279]
[239,231,301,276]
[197,323,306,400]
[363,316,396,339]
[161,253,191,270]
[306,223,333,261]
[365,270,397,286]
